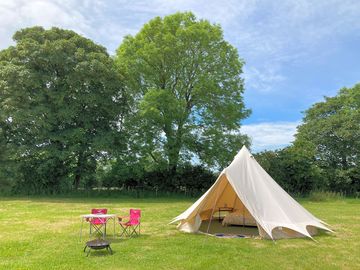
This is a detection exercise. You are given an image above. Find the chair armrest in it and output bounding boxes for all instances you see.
[118,216,129,222]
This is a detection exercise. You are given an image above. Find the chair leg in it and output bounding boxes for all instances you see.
[119,224,125,237]
[131,226,136,236]
[119,224,129,237]
[128,225,139,237]
[124,226,130,237]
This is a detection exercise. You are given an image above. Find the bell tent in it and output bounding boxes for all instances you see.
[171,146,332,239]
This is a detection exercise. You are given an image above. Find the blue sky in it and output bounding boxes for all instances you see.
[1,0,359,152]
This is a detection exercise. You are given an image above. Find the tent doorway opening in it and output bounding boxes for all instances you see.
[197,175,259,237]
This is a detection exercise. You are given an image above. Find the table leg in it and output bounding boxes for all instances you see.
[80,218,83,241]
[113,217,115,237]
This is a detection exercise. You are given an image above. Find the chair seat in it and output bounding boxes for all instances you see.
[119,221,140,226]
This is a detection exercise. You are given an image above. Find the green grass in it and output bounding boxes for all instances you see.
[0,196,359,270]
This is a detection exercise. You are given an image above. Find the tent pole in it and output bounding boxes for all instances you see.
[243,203,245,227]
[206,180,223,234]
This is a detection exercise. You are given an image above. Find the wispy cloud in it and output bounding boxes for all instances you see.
[0,0,92,48]
[1,0,359,124]
[0,0,140,55]
[222,0,360,92]
[241,121,300,152]
[2,1,359,57]
[243,66,286,93]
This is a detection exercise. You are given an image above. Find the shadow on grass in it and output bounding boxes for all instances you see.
[107,234,151,243]
[314,229,334,239]
[83,249,115,257]
[81,234,150,245]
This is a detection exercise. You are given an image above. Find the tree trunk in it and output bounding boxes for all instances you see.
[74,173,81,190]
[168,145,180,175]
[73,151,84,190]
[166,127,183,175]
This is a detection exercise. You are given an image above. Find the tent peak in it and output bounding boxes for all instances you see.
[240,145,251,153]
[234,145,252,160]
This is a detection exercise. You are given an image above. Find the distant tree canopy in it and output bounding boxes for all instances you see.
[0,27,126,193]
[256,84,360,195]
[0,13,358,196]
[294,84,360,194]
[115,12,250,175]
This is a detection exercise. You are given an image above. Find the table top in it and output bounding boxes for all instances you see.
[81,214,116,218]
[218,207,234,210]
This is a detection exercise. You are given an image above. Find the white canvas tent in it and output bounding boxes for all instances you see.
[171,146,332,239]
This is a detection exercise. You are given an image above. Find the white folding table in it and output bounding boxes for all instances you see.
[80,214,116,240]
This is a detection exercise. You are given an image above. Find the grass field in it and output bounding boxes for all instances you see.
[0,196,359,270]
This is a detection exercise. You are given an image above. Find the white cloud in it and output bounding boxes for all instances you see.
[241,121,300,152]
[243,66,286,93]
[107,0,360,92]
[225,0,360,92]
[0,0,93,48]
[1,0,359,90]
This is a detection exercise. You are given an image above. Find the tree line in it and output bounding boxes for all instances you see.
[0,13,249,195]
[255,84,360,196]
[0,12,359,196]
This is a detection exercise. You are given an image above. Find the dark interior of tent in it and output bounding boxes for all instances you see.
[197,175,260,238]
[198,209,259,238]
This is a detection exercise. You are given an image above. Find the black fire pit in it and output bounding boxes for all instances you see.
[84,239,112,256]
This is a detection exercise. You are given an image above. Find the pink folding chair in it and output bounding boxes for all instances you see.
[118,209,141,237]
[88,208,108,238]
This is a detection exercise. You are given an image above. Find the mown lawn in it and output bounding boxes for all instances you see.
[0,196,359,270]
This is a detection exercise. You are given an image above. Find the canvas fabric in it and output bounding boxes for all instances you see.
[171,146,332,239]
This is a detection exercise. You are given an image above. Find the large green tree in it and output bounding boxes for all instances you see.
[294,84,360,193]
[115,12,250,173]
[0,27,125,193]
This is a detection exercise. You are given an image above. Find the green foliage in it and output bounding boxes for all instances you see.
[101,161,215,195]
[2,18,358,197]
[115,12,250,172]
[255,146,323,195]
[0,101,21,194]
[255,84,360,196]
[294,84,360,194]
[0,27,126,193]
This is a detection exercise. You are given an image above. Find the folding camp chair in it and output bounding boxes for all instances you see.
[88,208,108,238]
[118,209,141,237]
